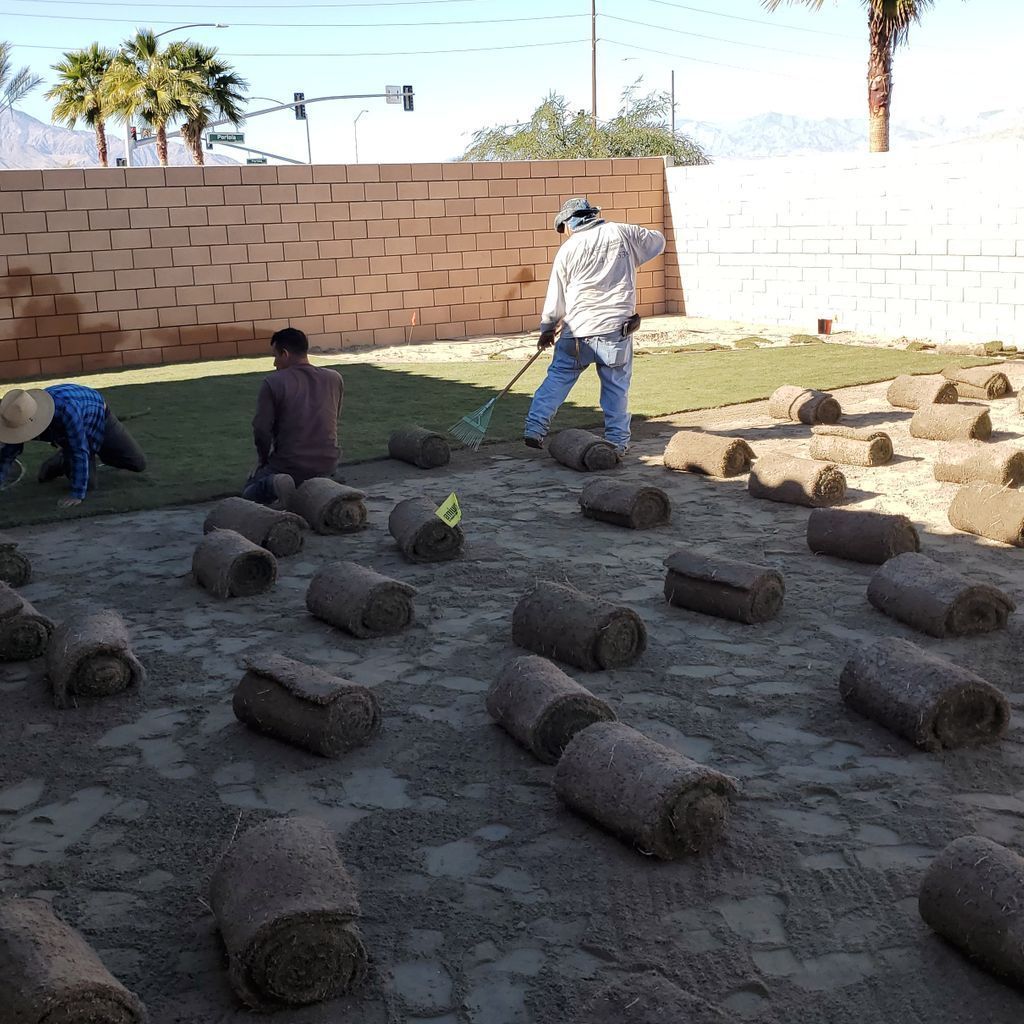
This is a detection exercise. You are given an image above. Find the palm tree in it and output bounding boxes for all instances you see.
[167,42,247,166]
[103,29,203,166]
[45,44,116,167]
[762,0,935,153]
[0,41,43,116]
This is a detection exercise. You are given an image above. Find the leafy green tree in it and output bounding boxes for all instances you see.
[45,44,116,167]
[763,0,935,153]
[0,41,43,115]
[462,85,709,164]
[103,30,203,166]
[167,42,247,166]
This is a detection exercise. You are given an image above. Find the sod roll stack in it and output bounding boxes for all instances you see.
[941,364,1013,400]
[934,446,1024,487]
[748,454,846,507]
[0,898,147,1023]
[0,533,30,588]
[767,385,841,424]
[662,431,754,478]
[512,581,646,671]
[210,816,367,1011]
[388,426,451,469]
[663,550,784,624]
[486,655,616,764]
[548,429,619,472]
[579,479,670,530]
[234,655,382,757]
[0,583,53,662]
[910,403,992,441]
[388,497,464,563]
[808,425,893,467]
[919,835,1024,988]
[193,530,277,599]
[46,610,145,710]
[840,637,1009,751]
[204,497,307,558]
[886,374,959,410]
[306,561,415,638]
[554,722,738,859]
[867,552,1014,637]
[290,478,367,535]
[948,482,1024,546]
[806,508,920,564]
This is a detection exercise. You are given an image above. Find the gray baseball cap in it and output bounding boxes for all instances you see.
[553,196,601,234]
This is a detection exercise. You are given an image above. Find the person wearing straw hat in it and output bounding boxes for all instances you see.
[0,384,146,508]
[523,196,665,457]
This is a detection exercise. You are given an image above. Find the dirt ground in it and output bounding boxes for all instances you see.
[2,366,1024,1024]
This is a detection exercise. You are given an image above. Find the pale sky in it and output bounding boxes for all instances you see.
[3,0,1018,164]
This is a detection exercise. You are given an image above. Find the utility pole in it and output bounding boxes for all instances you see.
[591,0,597,128]
[671,70,676,139]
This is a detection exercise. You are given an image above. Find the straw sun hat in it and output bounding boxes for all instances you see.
[0,389,56,444]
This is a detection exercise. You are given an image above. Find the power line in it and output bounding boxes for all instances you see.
[604,38,795,77]
[641,0,857,39]
[13,0,505,6]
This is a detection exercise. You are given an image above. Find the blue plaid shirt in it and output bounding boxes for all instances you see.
[0,384,108,499]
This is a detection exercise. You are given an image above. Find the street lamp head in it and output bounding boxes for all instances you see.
[215,23,229,28]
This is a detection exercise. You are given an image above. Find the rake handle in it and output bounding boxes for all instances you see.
[496,348,544,402]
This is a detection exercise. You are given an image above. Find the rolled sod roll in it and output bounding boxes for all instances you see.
[0,583,53,662]
[387,426,451,469]
[934,446,1024,487]
[747,454,847,507]
[233,654,381,758]
[0,533,30,587]
[46,610,145,710]
[662,430,755,478]
[548,429,620,472]
[919,835,1024,987]
[554,721,739,859]
[808,425,893,466]
[193,529,277,599]
[204,496,307,558]
[290,478,368,535]
[512,581,646,672]
[910,403,992,441]
[867,552,1014,637]
[840,637,1009,751]
[767,385,841,424]
[210,816,367,1011]
[807,508,920,564]
[0,898,147,1023]
[663,550,784,624]
[886,374,959,410]
[306,561,415,638]
[486,654,616,764]
[388,497,464,563]
[579,479,670,530]
[948,481,1024,546]
[941,363,1013,400]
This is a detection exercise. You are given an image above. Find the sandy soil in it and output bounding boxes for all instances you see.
[2,367,1024,1023]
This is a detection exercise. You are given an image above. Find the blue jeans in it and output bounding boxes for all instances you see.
[242,466,278,505]
[524,328,633,449]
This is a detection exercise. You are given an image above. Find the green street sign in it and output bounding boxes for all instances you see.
[208,132,244,143]
[246,157,268,165]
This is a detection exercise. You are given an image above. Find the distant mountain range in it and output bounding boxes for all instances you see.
[0,108,238,169]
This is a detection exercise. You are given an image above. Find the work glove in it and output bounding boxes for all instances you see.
[537,329,556,352]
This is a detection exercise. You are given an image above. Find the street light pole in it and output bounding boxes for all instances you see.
[671,69,675,139]
[353,109,368,163]
[591,0,597,128]
[123,22,228,167]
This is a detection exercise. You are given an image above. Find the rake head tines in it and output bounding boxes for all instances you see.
[449,404,494,452]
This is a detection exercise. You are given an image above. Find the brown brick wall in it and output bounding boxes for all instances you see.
[0,158,668,380]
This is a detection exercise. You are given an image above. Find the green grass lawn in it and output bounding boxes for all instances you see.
[0,344,984,527]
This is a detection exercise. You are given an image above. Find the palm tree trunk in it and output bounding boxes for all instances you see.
[867,23,893,154]
[156,124,169,166]
[95,121,108,168]
[183,123,205,166]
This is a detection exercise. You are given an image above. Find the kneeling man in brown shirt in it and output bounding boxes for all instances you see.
[243,327,343,507]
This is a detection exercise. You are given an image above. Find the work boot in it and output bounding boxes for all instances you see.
[269,474,296,511]
[37,451,67,483]
[523,435,544,450]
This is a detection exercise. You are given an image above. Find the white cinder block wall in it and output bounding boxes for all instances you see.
[665,141,1024,343]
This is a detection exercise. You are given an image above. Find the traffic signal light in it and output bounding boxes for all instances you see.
[402,85,414,112]
[294,92,306,121]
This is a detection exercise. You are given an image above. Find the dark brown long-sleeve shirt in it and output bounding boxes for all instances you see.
[252,363,343,483]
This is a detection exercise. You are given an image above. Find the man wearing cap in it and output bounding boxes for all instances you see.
[0,384,146,508]
[523,196,665,456]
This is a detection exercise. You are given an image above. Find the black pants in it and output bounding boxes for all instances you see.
[47,410,146,482]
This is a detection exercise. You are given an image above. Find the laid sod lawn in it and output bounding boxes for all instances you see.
[0,344,984,527]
